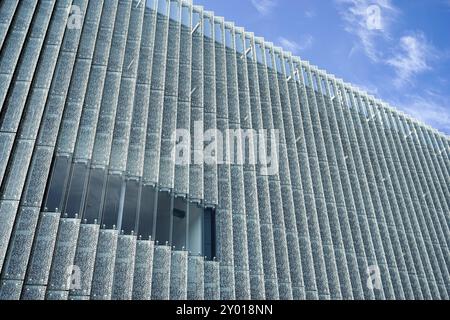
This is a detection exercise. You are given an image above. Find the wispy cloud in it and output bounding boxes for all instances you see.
[335,0,398,61]
[392,92,450,134]
[251,0,277,16]
[305,10,316,18]
[387,33,436,87]
[278,35,314,54]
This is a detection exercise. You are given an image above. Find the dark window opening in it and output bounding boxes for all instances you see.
[203,207,216,260]
[120,179,141,235]
[63,162,88,218]
[43,156,71,212]
[83,168,106,224]
[101,174,124,229]
[155,190,172,244]
[138,185,157,239]
[172,196,187,250]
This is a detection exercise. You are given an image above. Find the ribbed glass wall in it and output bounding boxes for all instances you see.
[0,0,448,300]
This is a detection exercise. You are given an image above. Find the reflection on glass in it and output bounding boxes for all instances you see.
[214,23,222,43]
[225,28,233,49]
[204,17,212,38]
[188,202,202,255]
[169,0,180,22]
[256,43,263,63]
[181,5,190,27]
[265,48,273,68]
[275,54,283,74]
[146,0,157,10]
[64,162,88,218]
[101,174,123,229]
[83,168,106,223]
[236,33,244,53]
[121,179,140,234]
[157,0,168,15]
[138,185,156,238]
[44,156,71,212]
[172,196,187,250]
[155,191,171,244]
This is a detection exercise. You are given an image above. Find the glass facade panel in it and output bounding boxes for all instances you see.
[64,162,88,218]
[44,156,71,212]
[83,168,107,223]
[172,196,187,250]
[101,174,124,229]
[138,185,156,238]
[121,179,141,234]
[155,190,172,244]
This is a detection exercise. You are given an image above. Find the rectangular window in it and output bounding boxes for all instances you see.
[203,207,216,260]
[157,0,168,15]
[101,174,124,229]
[64,162,88,218]
[172,196,187,250]
[155,190,172,244]
[236,33,244,54]
[44,156,71,213]
[245,37,253,60]
[214,23,223,44]
[225,28,233,49]
[275,54,283,74]
[265,48,273,68]
[256,43,263,64]
[204,17,212,39]
[146,0,157,10]
[83,168,106,224]
[188,202,203,255]
[169,0,180,22]
[181,5,190,27]
[138,185,157,239]
[120,179,141,235]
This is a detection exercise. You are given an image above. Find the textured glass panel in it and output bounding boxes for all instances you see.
[172,196,187,250]
[64,162,88,218]
[102,174,124,229]
[203,207,216,260]
[138,185,156,238]
[44,156,71,212]
[83,168,106,223]
[121,180,140,234]
[155,191,172,244]
[188,203,202,255]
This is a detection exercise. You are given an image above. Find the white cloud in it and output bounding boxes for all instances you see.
[278,35,314,54]
[251,0,277,16]
[392,93,450,134]
[387,33,436,87]
[335,0,398,61]
[305,10,316,18]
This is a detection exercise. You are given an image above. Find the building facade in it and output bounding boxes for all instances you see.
[0,0,449,300]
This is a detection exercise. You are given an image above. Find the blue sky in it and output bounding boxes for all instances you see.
[190,0,450,135]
